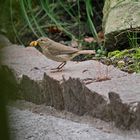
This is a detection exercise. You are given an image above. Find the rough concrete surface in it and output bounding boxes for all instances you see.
[1,45,140,129]
[87,74,140,103]
[8,101,140,140]
[0,45,128,81]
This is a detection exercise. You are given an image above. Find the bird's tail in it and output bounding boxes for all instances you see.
[77,50,95,55]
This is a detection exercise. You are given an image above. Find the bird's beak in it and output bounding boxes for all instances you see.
[29,41,38,47]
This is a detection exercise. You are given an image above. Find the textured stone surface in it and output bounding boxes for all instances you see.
[103,0,140,50]
[8,103,140,140]
[87,74,140,103]
[1,45,140,129]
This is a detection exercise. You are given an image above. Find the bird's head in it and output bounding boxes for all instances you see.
[29,37,49,47]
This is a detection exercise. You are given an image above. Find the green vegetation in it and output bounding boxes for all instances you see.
[127,31,140,48]
[108,48,140,73]
[106,28,140,73]
[9,0,104,52]
[2,0,140,73]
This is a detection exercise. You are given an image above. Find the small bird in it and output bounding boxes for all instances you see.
[30,37,95,70]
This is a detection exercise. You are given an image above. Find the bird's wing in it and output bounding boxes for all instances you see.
[48,42,79,55]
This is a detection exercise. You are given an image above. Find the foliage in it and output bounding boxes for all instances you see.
[127,31,140,48]
[108,48,140,73]
[10,0,104,50]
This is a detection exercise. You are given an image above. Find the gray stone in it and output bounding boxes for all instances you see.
[1,45,140,129]
[103,0,140,50]
[8,105,140,140]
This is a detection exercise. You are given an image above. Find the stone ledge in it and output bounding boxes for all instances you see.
[1,45,140,130]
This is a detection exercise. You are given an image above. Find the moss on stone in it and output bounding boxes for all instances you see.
[107,48,140,73]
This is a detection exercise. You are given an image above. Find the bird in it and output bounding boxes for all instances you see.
[29,37,95,70]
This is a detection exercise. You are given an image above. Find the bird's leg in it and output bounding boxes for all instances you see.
[57,61,66,69]
[51,62,66,70]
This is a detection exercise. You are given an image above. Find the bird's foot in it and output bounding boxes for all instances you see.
[51,67,60,70]
[50,68,63,73]
[51,62,66,70]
